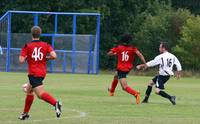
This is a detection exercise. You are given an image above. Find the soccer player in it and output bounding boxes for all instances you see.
[137,42,182,105]
[107,34,146,104]
[18,26,62,120]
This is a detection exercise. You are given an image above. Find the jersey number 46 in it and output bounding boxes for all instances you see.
[32,47,44,61]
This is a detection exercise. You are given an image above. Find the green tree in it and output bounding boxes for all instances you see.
[134,0,172,61]
[134,7,193,63]
[172,0,200,14]
[172,16,200,71]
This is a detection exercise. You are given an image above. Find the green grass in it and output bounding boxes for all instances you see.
[0,72,200,124]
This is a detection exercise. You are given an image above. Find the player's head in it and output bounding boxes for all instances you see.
[31,26,42,39]
[119,34,133,45]
[159,42,169,53]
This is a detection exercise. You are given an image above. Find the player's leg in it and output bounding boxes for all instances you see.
[19,83,34,120]
[142,80,155,103]
[33,85,62,117]
[29,75,62,117]
[33,85,56,105]
[155,88,170,99]
[142,76,158,103]
[155,76,176,105]
[118,70,140,104]
[155,88,176,105]
[119,78,140,104]
[108,71,118,96]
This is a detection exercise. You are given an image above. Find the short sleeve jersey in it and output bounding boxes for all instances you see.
[146,51,182,76]
[20,40,54,77]
[111,45,138,72]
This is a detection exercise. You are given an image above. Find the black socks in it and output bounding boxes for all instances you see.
[146,86,152,97]
[158,91,171,99]
[143,86,152,102]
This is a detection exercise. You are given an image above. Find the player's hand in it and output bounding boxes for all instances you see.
[137,64,148,70]
[175,71,181,80]
[107,51,116,56]
[136,65,142,70]
[46,56,50,61]
[143,64,148,70]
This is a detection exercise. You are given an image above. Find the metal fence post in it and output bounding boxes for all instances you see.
[6,12,11,72]
[72,15,77,73]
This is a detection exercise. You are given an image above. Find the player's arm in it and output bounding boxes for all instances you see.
[174,57,182,79]
[107,47,117,56]
[137,56,160,70]
[135,50,147,70]
[136,63,147,70]
[145,56,161,67]
[19,44,27,64]
[107,51,116,56]
[19,56,27,64]
[46,51,57,60]
[46,44,57,60]
[175,71,181,79]
[135,50,146,64]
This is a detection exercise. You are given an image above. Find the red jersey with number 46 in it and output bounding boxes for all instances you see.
[111,45,138,72]
[20,40,54,77]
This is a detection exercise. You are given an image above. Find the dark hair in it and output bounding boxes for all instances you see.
[119,34,133,45]
[160,42,169,51]
[31,26,42,38]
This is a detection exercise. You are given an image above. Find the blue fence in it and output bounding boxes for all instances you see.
[0,11,100,74]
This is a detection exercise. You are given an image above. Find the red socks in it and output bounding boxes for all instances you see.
[41,92,57,106]
[23,94,34,113]
[110,79,118,93]
[125,86,138,96]
[23,92,57,114]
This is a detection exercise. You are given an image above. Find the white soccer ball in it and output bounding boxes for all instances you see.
[22,83,28,93]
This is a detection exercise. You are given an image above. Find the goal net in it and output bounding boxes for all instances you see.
[0,11,100,74]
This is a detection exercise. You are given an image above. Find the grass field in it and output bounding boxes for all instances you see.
[0,72,200,124]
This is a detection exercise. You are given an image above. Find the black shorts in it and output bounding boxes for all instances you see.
[117,70,129,79]
[28,75,44,88]
[152,75,170,89]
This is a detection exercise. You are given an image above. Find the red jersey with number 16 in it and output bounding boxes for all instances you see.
[20,40,54,77]
[111,45,138,72]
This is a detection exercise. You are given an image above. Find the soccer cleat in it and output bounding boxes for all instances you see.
[142,97,149,103]
[142,100,148,103]
[55,101,62,118]
[169,96,176,105]
[135,92,140,104]
[109,92,114,96]
[18,113,30,120]
[108,88,114,96]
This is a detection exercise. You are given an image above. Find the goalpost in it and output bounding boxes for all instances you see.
[0,11,100,74]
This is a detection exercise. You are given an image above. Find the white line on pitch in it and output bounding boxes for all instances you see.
[4,109,87,123]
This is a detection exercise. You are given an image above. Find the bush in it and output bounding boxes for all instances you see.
[172,15,200,71]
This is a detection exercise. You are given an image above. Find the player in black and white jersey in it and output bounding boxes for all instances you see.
[137,42,182,105]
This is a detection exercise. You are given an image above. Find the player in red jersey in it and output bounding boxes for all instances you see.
[18,26,62,120]
[107,34,146,104]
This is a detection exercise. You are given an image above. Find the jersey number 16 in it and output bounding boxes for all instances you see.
[121,51,129,62]
[161,58,172,67]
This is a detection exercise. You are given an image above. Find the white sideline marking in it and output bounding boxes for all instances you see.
[72,109,87,118]
[30,109,87,122]
[2,108,87,123]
